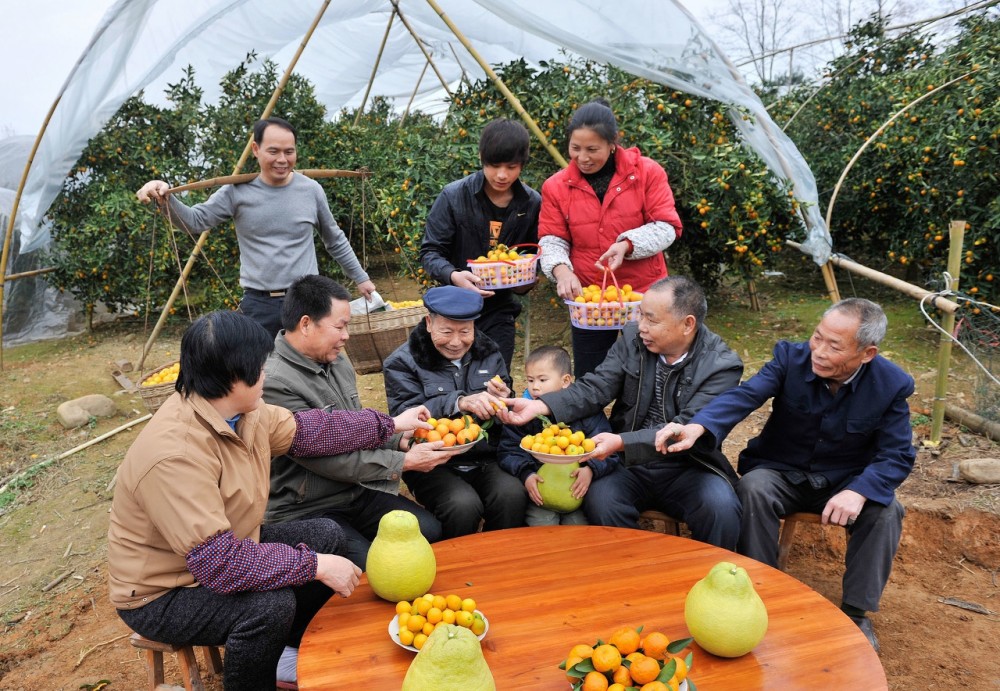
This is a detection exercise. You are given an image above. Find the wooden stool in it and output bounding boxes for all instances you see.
[638,510,682,536]
[129,632,223,691]
[777,512,851,571]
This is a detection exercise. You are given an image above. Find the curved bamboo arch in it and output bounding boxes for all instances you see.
[824,69,976,231]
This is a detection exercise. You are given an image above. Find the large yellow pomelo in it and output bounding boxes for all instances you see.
[684,561,768,657]
[537,461,583,513]
[366,510,436,602]
[402,624,496,691]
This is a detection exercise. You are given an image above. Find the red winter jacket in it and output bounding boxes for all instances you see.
[539,146,682,291]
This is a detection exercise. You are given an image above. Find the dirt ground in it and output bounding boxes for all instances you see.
[1,278,999,690]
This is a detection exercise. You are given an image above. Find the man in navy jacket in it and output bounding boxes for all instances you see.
[659,298,915,652]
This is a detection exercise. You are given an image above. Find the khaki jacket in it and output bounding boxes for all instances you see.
[107,392,295,609]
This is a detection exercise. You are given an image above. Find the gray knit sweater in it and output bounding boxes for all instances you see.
[165,173,369,290]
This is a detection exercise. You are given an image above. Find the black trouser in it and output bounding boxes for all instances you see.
[118,518,344,691]
[239,289,285,340]
[738,468,904,612]
[570,325,621,378]
[403,463,527,539]
[476,302,520,371]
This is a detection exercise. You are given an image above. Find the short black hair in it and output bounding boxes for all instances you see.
[566,98,618,145]
[648,275,708,325]
[176,310,274,399]
[281,274,352,332]
[526,345,572,377]
[479,119,530,166]
[253,116,297,144]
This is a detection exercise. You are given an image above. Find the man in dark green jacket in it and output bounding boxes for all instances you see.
[499,276,743,549]
[263,275,450,569]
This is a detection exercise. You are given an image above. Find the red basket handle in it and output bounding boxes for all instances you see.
[595,266,624,307]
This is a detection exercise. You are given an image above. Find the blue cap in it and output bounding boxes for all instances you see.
[424,286,483,320]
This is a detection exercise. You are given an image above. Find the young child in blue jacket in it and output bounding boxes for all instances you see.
[498,346,619,525]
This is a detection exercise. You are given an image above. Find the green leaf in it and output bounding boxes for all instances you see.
[658,658,677,682]
[667,636,693,654]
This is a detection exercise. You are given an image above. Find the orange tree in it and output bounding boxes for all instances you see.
[376,56,805,291]
[772,12,999,302]
[47,54,811,320]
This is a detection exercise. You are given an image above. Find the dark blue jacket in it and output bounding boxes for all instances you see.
[691,340,916,506]
[497,397,619,484]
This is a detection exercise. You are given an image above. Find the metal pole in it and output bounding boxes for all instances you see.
[929,220,966,444]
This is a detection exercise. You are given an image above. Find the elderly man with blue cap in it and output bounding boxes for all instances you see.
[383,286,528,538]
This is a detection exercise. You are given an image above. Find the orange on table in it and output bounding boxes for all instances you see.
[442,433,457,447]
[640,682,671,691]
[612,664,632,685]
[640,630,670,660]
[591,644,622,673]
[568,644,594,660]
[630,655,662,685]
[564,655,586,683]
[582,671,610,691]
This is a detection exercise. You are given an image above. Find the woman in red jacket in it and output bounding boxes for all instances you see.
[539,99,683,377]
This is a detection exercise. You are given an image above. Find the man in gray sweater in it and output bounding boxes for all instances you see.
[262,274,450,569]
[136,117,375,337]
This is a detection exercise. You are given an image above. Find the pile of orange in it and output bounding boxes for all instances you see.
[413,415,483,447]
[520,423,597,457]
[561,625,693,691]
[468,243,538,287]
[573,283,643,305]
[142,362,180,387]
[394,593,486,650]
[568,284,644,329]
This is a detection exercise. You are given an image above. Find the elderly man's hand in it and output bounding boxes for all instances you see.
[402,440,450,472]
[654,423,705,454]
[495,397,549,426]
[458,391,506,420]
[485,375,511,399]
[822,489,867,527]
[589,432,623,460]
[315,554,362,597]
[392,405,433,433]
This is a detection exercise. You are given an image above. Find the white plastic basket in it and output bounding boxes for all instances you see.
[565,299,642,330]
[466,243,541,290]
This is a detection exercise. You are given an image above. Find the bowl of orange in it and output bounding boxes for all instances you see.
[562,625,693,691]
[413,415,485,455]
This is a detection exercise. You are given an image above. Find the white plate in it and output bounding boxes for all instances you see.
[527,449,597,465]
[388,611,489,652]
[438,439,479,456]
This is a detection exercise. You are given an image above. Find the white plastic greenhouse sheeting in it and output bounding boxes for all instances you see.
[11,0,832,264]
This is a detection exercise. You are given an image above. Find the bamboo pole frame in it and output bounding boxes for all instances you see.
[137,0,333,371]
[929,220,966,444]
[424,0,567,169]
[785,240,960,314]
[354,9,397,126]
[391,0,454,100]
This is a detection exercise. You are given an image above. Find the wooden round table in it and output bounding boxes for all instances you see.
[298,526,886,689]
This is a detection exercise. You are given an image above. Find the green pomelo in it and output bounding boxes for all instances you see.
[537,461,583,513]
[366,510,436,602]
[402,624,496,691]
[684,561,769,657]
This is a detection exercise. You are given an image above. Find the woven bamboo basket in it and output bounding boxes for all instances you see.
[138,361,179,414]
[344,306,427,375]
